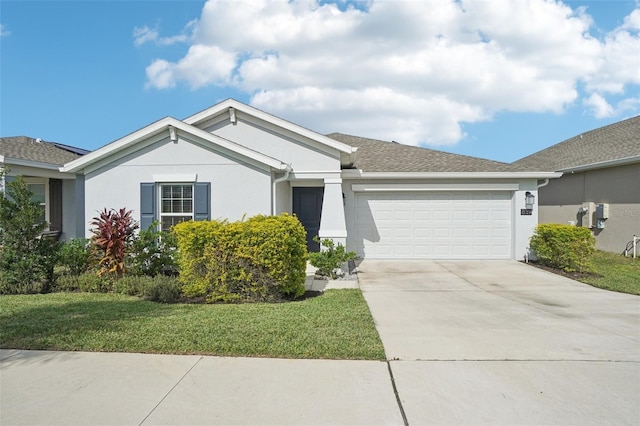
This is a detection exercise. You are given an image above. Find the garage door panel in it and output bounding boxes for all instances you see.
[355,191,512,259]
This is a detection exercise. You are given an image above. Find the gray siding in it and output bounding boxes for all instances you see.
[538,163,640,253]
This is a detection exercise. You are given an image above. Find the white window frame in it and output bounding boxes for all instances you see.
[158,183,194,231]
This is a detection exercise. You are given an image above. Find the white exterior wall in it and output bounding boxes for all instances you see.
[203,118,341,173]
[513,183,539,262]
[342,178,540,260]
[83,136,271,237]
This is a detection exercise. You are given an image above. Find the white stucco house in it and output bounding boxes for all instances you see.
[59,99,559,260]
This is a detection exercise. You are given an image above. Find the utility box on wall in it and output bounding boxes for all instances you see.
[595,203,609,229]
[596,203,609,219]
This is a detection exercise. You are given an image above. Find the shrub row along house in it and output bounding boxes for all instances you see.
[2,99,637,258]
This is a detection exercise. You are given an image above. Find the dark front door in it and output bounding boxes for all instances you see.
[293,187,324,252]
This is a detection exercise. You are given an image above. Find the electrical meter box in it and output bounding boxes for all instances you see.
[596,203,609,219]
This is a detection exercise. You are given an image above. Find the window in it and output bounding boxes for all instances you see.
[26,180,48,225]
[140,181,209,232]
[159,184,193,231]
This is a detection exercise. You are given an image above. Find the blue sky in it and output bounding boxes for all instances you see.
[1,0,639,163]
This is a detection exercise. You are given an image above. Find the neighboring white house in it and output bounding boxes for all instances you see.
[60,99,559,260]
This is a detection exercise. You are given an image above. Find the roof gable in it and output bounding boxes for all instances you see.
[184,99,356,157]
[513,115,640,171]
[0,136,85,166]
[61,117,291,174]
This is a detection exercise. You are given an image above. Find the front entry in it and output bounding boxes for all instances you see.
[293,187,324,252]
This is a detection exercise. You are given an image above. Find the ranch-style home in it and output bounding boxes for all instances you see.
[3,99,559,260]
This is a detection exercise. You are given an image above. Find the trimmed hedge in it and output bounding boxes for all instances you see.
[174,214,308,303]
[530,224,595,272]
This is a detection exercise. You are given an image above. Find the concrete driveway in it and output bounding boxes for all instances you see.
[359,260,640,425]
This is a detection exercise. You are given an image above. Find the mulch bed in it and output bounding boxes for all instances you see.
[521,261,600,281]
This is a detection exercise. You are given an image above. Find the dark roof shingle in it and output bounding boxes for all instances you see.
[513,115,640,171]
[327,133,521,173]
[0,136,85,165]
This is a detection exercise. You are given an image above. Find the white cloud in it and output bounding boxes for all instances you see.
[583,93,614,118]
[146,45,236,90]
[0,24,10,37]
[133,26,159,47]
[133,20,196,47]
[144,0,640,146]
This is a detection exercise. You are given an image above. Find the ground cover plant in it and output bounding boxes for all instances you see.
[0,290,385,360]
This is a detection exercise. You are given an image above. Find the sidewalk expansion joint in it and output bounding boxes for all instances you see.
[139,356,204,425]
[386,360,409,426]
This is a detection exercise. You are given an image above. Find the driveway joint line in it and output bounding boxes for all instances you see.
[386,360,409,426]
[138,355,204,425]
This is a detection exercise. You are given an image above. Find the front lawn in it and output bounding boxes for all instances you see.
[578,250,640,295]
[0,289,385,360]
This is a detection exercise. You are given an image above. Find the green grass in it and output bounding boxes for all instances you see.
[579,251,640,295]
[0,290,385,360]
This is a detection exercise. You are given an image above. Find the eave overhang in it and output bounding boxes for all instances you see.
[341,170,563,179]
[559,155,640,173]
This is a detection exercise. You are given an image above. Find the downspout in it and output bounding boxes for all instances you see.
[537,178,550,189]
[272,165,291,215]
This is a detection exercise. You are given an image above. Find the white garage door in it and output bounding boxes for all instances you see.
[354,191,512,259]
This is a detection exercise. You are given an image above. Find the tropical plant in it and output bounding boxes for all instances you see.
[89,208,138,278]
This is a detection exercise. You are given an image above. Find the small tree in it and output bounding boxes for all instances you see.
[90,208,138,278]
[0,175,59,293]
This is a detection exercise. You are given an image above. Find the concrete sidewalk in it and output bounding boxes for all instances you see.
[0,350,403,425]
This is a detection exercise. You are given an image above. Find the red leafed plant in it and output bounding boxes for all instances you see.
[90,208,139,278]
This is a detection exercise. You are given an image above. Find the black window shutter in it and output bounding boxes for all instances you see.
[140,183,156,231]
[49,179,63,231]
[194,182,210,221]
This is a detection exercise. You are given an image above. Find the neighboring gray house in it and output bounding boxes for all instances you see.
[0,136,88,240]
[60,99,557,260]
[514,115,640,254]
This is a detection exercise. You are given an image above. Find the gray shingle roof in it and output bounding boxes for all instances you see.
[327,133,521,173]
[513,115,640,171]
[0,136,85,165]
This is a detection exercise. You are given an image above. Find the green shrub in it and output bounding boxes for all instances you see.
[0,175,62,293]
[530,224,595,272]
[143,276,182,303]
[309,237,358,279]
[174,214,307,303]
[58,239,91,276]
[128,222,178,277]
[55,271,112,293]
[113,275,182,303]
